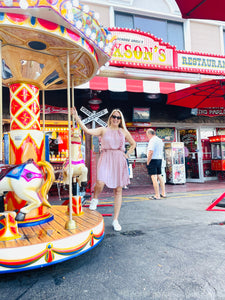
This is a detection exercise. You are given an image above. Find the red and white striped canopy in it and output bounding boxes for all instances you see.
[76,76,190,94]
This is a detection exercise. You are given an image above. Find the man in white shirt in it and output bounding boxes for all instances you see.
[146,128,166,200]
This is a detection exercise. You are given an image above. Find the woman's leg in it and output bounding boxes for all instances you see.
[93,180,105,198]
[89,180,105,210]
[113,186,123,220]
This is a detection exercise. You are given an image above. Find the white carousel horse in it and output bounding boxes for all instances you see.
[63,128,88,189]
[0,159,55,221]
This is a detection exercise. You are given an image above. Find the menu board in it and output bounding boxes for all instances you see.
[127,126,175,143]
[155,128,175,142]
[127,127,148,142]
[180,129,197,152]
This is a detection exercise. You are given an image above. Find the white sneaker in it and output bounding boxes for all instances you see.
[112,219,122,231]
[89,198,98,210]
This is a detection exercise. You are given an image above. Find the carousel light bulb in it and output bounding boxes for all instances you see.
[76,20,82,29]
[86,28,91,36]
[98,41,104,48]
[72,0,79,7]
[104,46,110,53]
[83,5,89,13]
[68,11,74,22]
[19,0,28,9]
[4,0,13,6]
[105,61,110,67]
[94,12,100,20]
[65,2,72,9]
[91,32,96,40]
[107,33,112,40]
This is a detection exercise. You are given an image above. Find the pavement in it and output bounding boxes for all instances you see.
[2,181,225,299]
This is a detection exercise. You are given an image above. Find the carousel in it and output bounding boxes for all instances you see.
[0,0,115,273]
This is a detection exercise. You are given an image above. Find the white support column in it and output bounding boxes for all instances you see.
[184,19,191,51]
[109,6,115,27]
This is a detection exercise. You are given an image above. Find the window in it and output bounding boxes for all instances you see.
[168,21,184,50]
[134,15,167,41]
[115,12,184,50]
[115,12,134,29]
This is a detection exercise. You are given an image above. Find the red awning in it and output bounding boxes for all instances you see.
[76,77,190,94]
[174,0,225,22]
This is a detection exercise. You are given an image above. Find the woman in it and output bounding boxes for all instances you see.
[72,107,136,231]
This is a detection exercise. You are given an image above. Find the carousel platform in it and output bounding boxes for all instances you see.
[0,206,104,274]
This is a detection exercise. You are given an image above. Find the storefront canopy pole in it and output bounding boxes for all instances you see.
[42,90,45,133]
[65,51,76,230]
[0,40,2,162]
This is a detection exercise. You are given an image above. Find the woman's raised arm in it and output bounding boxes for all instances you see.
[72,107,105,136]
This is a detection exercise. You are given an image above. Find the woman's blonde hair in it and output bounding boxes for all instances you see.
[107,109,127,130]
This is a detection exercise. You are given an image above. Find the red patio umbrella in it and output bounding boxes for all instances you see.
[175,0,225,22]
[167,79,225,108]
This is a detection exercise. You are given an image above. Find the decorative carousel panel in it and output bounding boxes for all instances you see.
[0,207,104,274]
[0,14,99,89]
[0,0,113,62]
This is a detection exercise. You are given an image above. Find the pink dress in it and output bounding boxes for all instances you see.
[97,128,130,188]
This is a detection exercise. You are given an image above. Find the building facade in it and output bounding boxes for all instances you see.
[71,0,225,186]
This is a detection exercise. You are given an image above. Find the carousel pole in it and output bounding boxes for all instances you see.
[71,75,78,196]
[42,90,45,133]
[65,51,76,230]
[0,40,3,212]
[0,40,2,162]
[71,75,75,128]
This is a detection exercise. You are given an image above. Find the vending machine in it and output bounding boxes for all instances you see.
[209,135,225,171]
[164,142,186,184]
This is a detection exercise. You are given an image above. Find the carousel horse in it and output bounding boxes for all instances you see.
[0,159,55,221]
[63,128,88,189]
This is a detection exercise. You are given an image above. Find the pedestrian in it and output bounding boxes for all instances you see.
[146,128,166,200]
[72,107,136,231]
[184,145,189,177]
[123,150,130,189]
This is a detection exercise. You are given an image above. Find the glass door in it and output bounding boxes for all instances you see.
[200,128,217,180]
[178,129,204,182]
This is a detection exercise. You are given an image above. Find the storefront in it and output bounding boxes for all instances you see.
[73,28,225,185]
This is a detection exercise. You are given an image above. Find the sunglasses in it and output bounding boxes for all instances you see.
[111,115,121,120]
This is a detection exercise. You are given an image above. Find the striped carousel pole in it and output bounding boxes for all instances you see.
[9,83,44,164]
[65,51,76,230]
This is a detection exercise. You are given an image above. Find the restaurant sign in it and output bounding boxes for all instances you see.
[109,28,225,76]
[110,28,174,69]
[177,53,225,73]
[196,108,225,117]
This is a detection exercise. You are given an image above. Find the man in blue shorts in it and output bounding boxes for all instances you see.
[146,128,166,200]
